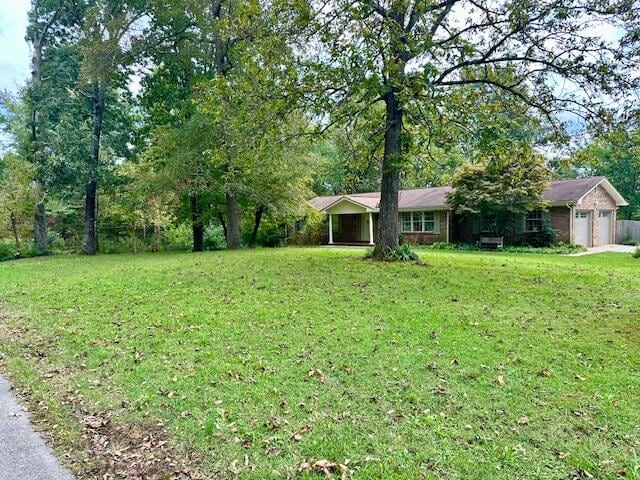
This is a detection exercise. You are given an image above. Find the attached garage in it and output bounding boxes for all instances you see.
[598,211,614,245]
[574,211,592,247]
[567,178,628,247]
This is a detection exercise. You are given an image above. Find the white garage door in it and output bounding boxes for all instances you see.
[575,211,591,247]
[599,211,612,245]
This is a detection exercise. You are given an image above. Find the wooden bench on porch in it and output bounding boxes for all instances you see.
[479,236,504,250]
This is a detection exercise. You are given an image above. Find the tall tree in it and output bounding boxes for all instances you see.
[292,0,639,257]
[24,0,82,253]
[77,0,148,254]
[572,124,640,220]
[142,0,241,250]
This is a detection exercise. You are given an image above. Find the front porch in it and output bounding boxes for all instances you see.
[328,212,376,245]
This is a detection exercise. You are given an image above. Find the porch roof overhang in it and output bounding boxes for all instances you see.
[320,196,379,214]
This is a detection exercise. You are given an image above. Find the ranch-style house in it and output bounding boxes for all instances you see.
[308,176,627,248]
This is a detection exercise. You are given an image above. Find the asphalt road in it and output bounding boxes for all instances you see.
[0,376,74,480]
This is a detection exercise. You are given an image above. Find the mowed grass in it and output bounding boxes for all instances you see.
[0,248,639,479]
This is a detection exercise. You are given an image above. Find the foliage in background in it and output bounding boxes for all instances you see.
[0,153,36,249]
[447,144,550,235]
[571,125,640,220]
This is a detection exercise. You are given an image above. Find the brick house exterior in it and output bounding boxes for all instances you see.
[308,177,627,248]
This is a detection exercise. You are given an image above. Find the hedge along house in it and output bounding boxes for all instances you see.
[308,177,627,247]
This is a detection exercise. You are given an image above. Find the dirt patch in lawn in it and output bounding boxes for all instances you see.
[73,406,203,479]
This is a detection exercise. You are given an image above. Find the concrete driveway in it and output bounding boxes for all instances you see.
[568,244,638,256]
[0,376,74,480]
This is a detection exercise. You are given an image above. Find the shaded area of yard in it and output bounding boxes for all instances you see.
[0,248,639,479]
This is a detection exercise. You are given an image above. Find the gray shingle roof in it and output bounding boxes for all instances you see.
[309,177,619,211]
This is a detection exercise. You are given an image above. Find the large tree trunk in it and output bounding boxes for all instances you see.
[191,194,204,252]
[217,212,227,241]
[152,223,161,252]
[83,180,98,254]
[373,88,403,258]
[30,34,49,254]
[33,184,48,252]
[225,192,241,249]
[248,205,264,248]
[83,83,105,255]
[10,212,20,250]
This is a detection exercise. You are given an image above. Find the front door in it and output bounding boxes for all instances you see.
[598,211,612,245]
[574,211,591,247]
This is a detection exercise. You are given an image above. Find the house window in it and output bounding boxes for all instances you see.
[413,212,423,232]
[424,212,435,232]
[575,212,588,219]
[480,214,496,233]
[400,211,436,233]
[401,212,412,232]
[525,211,543,232]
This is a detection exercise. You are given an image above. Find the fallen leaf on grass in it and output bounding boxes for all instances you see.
[308,368,326,383]
[573,469,594,479]
[517,416,529,425]
[299,459,348,478]
[432,385,449,395]
[290,424,311,441]
[496,375,505,386]
[538,369,551,377]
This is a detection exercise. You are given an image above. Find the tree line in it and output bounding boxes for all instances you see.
[1,0,639,258]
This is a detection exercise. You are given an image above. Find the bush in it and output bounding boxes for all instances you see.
[163,224,193,251]
[47,230,68,251]
[204,225,226,250]
[519,221,557,247]
[633,246,640,259]
[256,223,285,247]
[431,242,456,250]
[0,240,46,262]
[0,240,17,261]
[384,243,420,262]
[427,241,584,254]
[288,211,327,246]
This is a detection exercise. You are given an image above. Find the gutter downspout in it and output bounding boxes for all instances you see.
[567,203,574,244]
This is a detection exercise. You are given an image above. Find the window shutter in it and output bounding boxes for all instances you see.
[472,215,480,235]
[542,210,551,225]
[433,212,440,234]
[515,214,524,234]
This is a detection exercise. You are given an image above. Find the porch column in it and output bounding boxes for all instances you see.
[446,211,450,243]
[328,214,334,244]
[368,211,374,245]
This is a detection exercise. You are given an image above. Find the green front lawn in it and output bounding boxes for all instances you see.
[0,248,639,479]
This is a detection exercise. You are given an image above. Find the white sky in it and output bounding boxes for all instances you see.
[0,0,30,93]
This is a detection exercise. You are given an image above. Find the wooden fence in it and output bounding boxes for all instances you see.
[616,220,640,244]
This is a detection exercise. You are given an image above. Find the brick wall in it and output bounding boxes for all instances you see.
[549,206,571,243]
